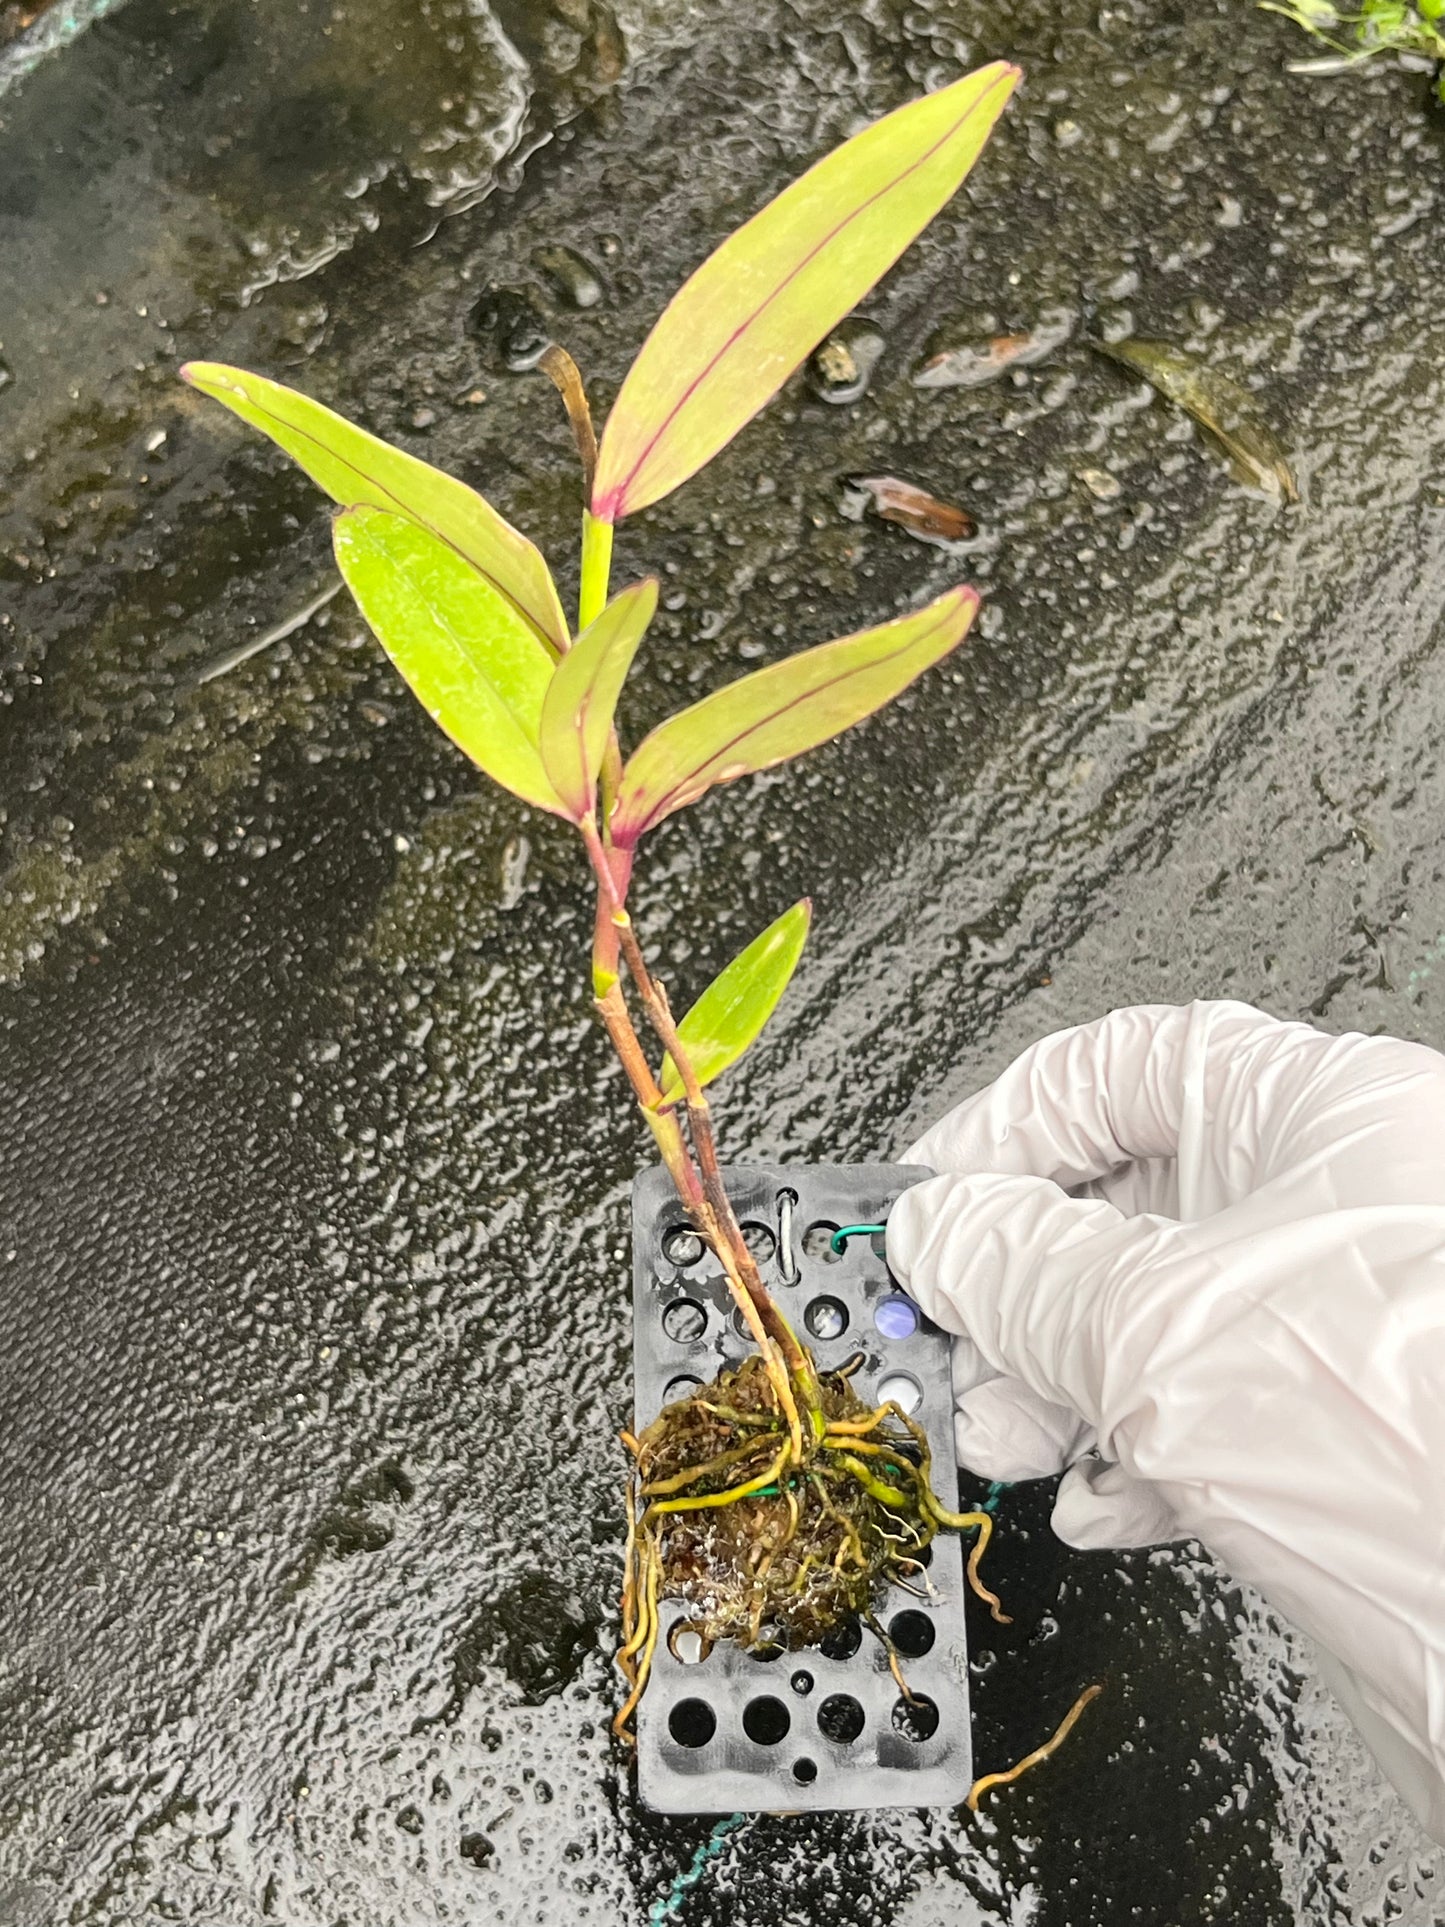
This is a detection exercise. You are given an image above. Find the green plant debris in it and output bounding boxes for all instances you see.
[1096,337,1299,503]
[1260,0,1445,102]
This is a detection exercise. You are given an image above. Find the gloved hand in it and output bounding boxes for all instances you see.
[886,1000,1445,1843]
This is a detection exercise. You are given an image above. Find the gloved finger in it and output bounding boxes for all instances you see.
[1075,1154,1180,1220]
[954,1373,1092,1482]
[949,1332,996,1396]
[1051,1456,1183,1550]
[902,1002,1207,1188]
[903,999,1445,1215]
[887,1169,1178,1420]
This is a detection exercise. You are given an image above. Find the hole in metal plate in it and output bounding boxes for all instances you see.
[817,1617,862,1661]
[742,1696,790,1746]
[802,1221,843,1264]
[876,1370,923,1415]
[891,1694,940,1743]
[669,1699,716,1748]
[888,1610,935,1658]
[632,1165,974,1812]
[669,1625,709,1665]
[741,1220,776,1264]
[662,1226,705,1267]
[661,1297,708,1343]
[804,1295,848,1341]
[817,1694,866,1745]
[874,1294,919,1340]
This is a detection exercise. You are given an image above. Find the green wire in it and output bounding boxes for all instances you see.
[829,1222,886,1254]
[648,1814,749,1923]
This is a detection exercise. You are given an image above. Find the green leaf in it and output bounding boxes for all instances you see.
[182,361,569,655]
[610,584,979,846]
[333,506,565,815]
[658,900,812,1105]
[590,61,1019,524]
[539,579,657,822]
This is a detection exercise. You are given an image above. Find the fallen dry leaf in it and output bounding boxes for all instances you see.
[841,474,977,544]
[1096,337,1298,503]
[913,305,1075,390]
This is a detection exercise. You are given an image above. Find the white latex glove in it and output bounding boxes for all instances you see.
[886,1000,1445,1843]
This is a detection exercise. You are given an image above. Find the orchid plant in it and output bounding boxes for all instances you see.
[182,60,1020,1728]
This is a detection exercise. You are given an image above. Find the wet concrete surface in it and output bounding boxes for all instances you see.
[2,0,1445,1921]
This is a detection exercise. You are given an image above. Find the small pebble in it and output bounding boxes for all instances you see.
[410,406,437,429]
[1079,468,1122,500]
[144,426,167,454]
[1053,118,1084,148]
[533,244,604,310]
[807,321,885,404]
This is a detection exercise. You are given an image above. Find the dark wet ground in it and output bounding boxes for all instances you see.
[3,1,1445,1921]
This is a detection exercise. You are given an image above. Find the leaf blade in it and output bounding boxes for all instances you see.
[333,505,565,814]
[591,62,1019,523]
[539,579,657,821]
[182,362,570,653]
[658,900,812,1104]
[611,584,979,846]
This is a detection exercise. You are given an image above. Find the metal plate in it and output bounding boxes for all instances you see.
[631,1162,971,1815]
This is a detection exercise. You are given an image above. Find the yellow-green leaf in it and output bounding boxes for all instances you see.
[590,61,1019,524]
[658,900,812,1104]
[333,506,565,815]
[539,579,657,822]
[182,361,570,655]
[610,584,979,846]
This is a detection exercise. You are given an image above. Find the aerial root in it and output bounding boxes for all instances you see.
[966,1684,1105,1813]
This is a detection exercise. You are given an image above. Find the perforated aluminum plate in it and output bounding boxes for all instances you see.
[631,1162,971,1815]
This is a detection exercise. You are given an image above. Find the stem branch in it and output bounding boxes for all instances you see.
[579,822,802,1447]
[610,910,822,1443]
